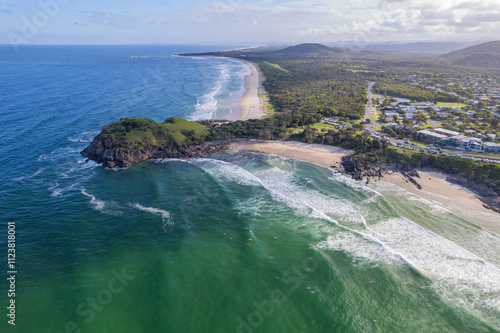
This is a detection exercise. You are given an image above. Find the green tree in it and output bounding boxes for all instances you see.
[415,111,428,124]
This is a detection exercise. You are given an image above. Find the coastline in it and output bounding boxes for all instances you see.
[229,140,500,234]
[176,55,268,121]
[376,169,500,234]
[229,140,355,170]
[239,61,270,120]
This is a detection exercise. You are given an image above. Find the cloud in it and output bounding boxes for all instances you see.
[70,0,500,43]
[0,8,12,14]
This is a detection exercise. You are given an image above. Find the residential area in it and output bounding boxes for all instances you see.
[362,79,500,164]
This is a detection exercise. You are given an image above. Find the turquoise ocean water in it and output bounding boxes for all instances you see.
[0,45,500,332]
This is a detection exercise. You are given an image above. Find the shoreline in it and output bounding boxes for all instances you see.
[229,140,355,170]
[177,54,269,121]
[229,139,500,234]
[239,61,270,120]
[376,169,500,234]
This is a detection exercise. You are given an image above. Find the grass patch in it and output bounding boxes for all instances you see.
[309,123,338,130]
[435,102,468,109]
[260,61,289,73]
[164,117,206,131]
[103,117,209,149]
[407,140,427,147]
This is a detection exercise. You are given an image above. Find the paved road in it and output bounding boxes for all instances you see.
[364,82,378,134]
[365,81,375,121]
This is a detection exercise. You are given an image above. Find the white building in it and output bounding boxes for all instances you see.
[411,102,434,109]
[460,138,483,152]
[484,142,500,152]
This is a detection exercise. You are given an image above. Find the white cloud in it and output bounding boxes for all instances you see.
[9,0,498,44]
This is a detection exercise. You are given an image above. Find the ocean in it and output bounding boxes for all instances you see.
[0,45,499,333]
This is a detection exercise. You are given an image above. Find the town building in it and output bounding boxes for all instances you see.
[484,142,500,152]
[460,138,483,152]
[434,128,460,137]
[417,130,448,142]
[442,135,467,147]
[411,102,434,109]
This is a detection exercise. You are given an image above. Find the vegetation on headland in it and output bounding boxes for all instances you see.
[99,117,211,149]
[81,117,228,168]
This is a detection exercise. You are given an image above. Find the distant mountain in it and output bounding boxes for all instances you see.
[441,41,500,67]
[366,42,478,54]
[327,41,480,54]
[275,43,347,57]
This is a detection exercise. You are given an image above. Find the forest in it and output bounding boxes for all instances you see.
[373,82,464,102]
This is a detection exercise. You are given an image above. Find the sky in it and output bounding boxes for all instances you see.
[1,0,499,45]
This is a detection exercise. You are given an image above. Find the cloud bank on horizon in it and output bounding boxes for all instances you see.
[0,0,499,45]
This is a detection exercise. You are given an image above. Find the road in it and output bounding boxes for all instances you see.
[365,81,377,133]
[365,81,376,121]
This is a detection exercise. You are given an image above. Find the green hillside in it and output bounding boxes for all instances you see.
[441,41,500,67]
[275,43,347,58]
[101,117,209,149]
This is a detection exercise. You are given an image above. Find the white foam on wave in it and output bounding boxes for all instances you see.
[68,131,99,143]
[329,170,382,198]
[50,182,78,197]
[132,203,173,232]
[81,189,106,211]
[152,158,192,164]
[190,158,263,187]
[190,157,366,226]
[365,218,500,324]
[191,62,232,120]
[316,215,500,326]
[13,167,45,181]
[77,158,99,168]
[254,166,366,226]
[371,181,451,215]
[316,231,405,266]
[38,148,81,162]
[81,189,122,215]
[406,194,451,214]
[192,80,222,120]
[233,196,267,217]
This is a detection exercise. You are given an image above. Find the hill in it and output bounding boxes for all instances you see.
[275,43,347,57]
[441,41,500,67]
[359,42,478,54]
[81,117,226,168]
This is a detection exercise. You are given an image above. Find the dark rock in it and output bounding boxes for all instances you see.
[81,132,230,168]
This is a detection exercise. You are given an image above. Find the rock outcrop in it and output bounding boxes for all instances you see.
[81,133,229,168]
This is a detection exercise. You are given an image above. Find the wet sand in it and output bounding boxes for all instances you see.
[229,140,354,169]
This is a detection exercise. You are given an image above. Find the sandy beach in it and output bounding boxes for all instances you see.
[230,140,354,169]
[239,61,269,120]
[230,140,500,234]
[379,170,500,234]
